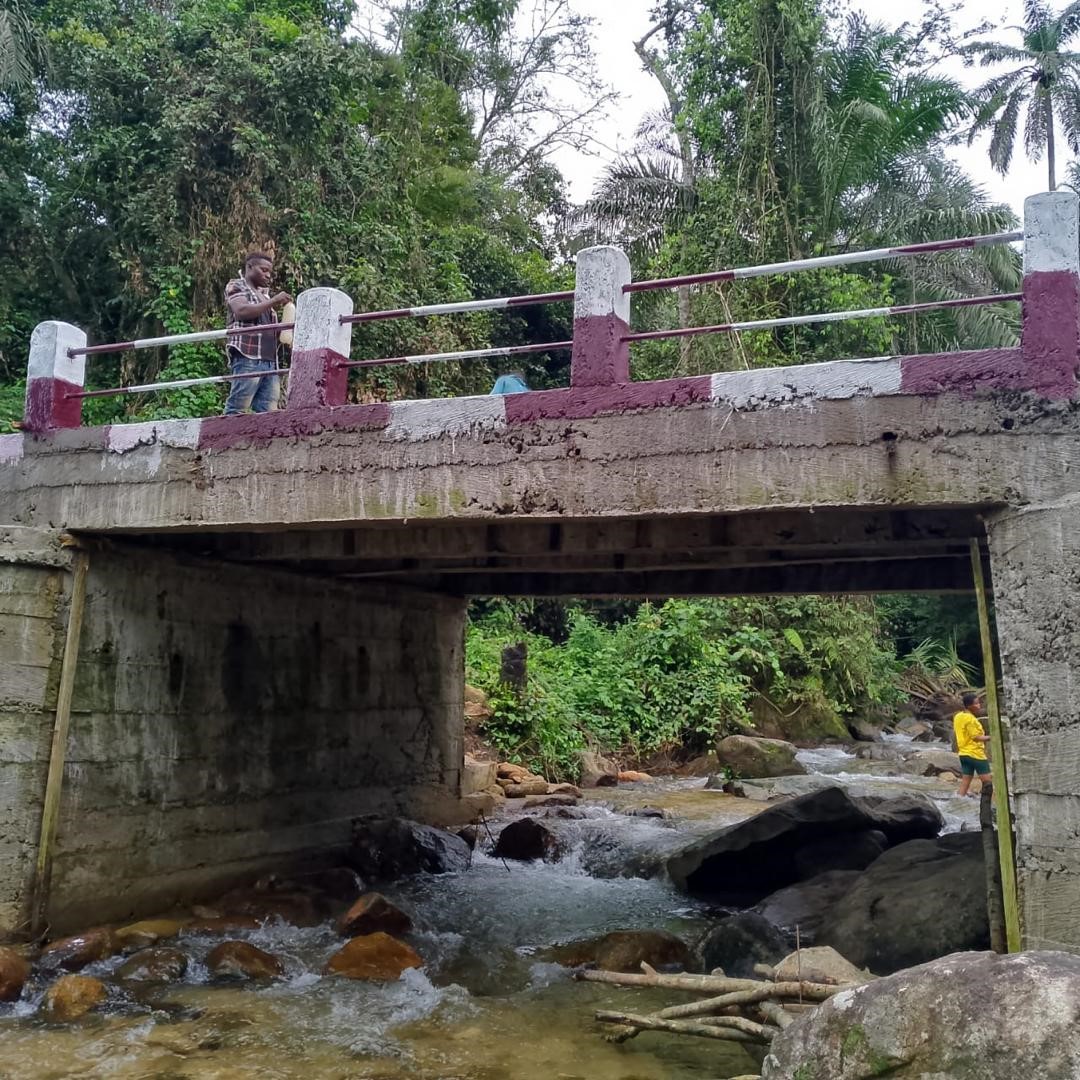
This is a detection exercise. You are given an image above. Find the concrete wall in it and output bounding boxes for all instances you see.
[0,540,465,937]
[988,504,1080,952]
[0,536,67,937]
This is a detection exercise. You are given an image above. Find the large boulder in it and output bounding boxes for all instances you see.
[761,951,1080,1079]
[694,912,788,978]
[494,817,561,861]
[853,792,944,845]
[715,734,806,779]
[578,750,619,788]
[790,831,888,880]
[552,930,691,973]
[0,946,30,1002]
[462,756,498,796]
[773,946,870,986]
[753,870,862,942]
[750,695,850,743]
[845,717,882,742]
[816,832,988,975]
[349,816,471,880]
[666,787,942,904]
[901,748,962,777]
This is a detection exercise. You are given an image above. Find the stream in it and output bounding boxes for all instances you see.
[0,735,976,1079]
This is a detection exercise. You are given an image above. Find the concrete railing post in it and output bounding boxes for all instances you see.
[571,246,632,388]
[286,287,354,410]
[1022,191,1080,397]
[24,322,87,433]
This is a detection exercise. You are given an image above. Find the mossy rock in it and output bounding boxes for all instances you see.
[751,695,850,744]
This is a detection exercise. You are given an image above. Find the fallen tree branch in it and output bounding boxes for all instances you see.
[594,1010,771,1043]
[576,970,779,993]
[656,980,839,1020]
[758,1001,794,1030]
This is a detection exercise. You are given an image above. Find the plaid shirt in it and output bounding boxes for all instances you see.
[225,277,279,362]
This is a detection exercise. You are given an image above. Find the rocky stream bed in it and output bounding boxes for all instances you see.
[0,736,985,1079]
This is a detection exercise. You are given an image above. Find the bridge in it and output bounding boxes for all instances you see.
[1,190,1077,955]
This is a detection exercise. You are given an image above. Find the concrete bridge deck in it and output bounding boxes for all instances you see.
[2,193,1079,955]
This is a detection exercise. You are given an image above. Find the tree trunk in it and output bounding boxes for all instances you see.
[1047,94,1057,191]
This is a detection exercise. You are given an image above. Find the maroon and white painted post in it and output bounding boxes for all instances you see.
[571,246,632,388]
[1022,191,1080,398]
[24,321,87,433]
[286,287,354,410]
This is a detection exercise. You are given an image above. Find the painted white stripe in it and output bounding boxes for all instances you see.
[1023,192,1080,275]
[407,297,511,317]
[28,321,87,384]
[132,328,229,349]
[710,356,902,410]
[107,419,202,453]
[0,433,24,464]
[387,395,507,441]
[574,246,632,321]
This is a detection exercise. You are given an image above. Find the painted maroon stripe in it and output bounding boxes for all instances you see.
[197,401,392,451]
[899,348,1024,396]
[287,346,348,410]
[24,377,83,432]
[1021,269,1080,399]
[505,376,712,424]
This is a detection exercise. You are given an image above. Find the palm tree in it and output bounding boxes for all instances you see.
[0,0,45,94]
[964,0,1080,191]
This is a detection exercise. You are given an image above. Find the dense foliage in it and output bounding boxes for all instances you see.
[466,597,900,778]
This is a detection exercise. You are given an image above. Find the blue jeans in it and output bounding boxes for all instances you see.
[223,353,280,415]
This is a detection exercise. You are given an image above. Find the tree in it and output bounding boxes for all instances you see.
[964,0,1080,190]
[0,0,44,93]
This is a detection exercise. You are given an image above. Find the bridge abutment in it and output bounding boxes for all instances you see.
[0,533,465,938]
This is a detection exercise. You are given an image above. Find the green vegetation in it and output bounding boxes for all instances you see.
[466,597,900,778]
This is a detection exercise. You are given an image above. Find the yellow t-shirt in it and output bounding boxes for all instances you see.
[954,710,988,760]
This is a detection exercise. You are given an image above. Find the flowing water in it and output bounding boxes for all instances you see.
[0,735,975,1080]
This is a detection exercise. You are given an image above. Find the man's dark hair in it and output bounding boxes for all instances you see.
[244,251,273,269]
[962,691,978,707]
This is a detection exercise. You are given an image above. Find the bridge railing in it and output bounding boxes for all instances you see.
[21,190,1076,434]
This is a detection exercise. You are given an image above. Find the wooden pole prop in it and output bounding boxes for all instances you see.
[969,538,1021,952]
[30,549,89,939]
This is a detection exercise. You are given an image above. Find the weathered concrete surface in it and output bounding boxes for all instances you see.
[2,383,1078,537]
[988,502,1080,952]
[0,529,71,936]
[0,538,465,937]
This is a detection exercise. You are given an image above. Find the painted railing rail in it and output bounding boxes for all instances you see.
[20,192,1074,434]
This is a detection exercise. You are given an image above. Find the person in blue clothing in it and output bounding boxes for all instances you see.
[490,370,529,394]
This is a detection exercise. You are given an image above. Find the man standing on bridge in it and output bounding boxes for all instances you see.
[223,253,292,415]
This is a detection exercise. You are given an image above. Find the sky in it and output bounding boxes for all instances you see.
[545,0,1047,217]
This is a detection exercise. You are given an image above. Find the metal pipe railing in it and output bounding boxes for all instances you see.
[338,291,574,326]
[69,322,295,358]
[621,293,1023,345]
[624,232,1024,295]
[67,367,289,400]
[335,340,573,370]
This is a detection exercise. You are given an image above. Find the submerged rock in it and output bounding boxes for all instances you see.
[116,947,189,983]
[325,932,423,981]
[523,794,579,809]
[183,915,264,935]
[39,928,117,972]
[553,930,691,973]
[815,832,988,975]
[494,817,562,861]
[761,951,1080,1079]
[114,919,189,952]
[0,946,30,1002]
[715,735,806,779]
[215,887,324,927]
[40,974,107,1022]
[694,912,788,978]
[901,748,962,777]
[206,941,284,980]
[349,816,471,880]
[667,787,942,904]
[337,892,413,937]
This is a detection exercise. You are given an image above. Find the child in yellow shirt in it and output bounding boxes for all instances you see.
[953,691,992,797]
